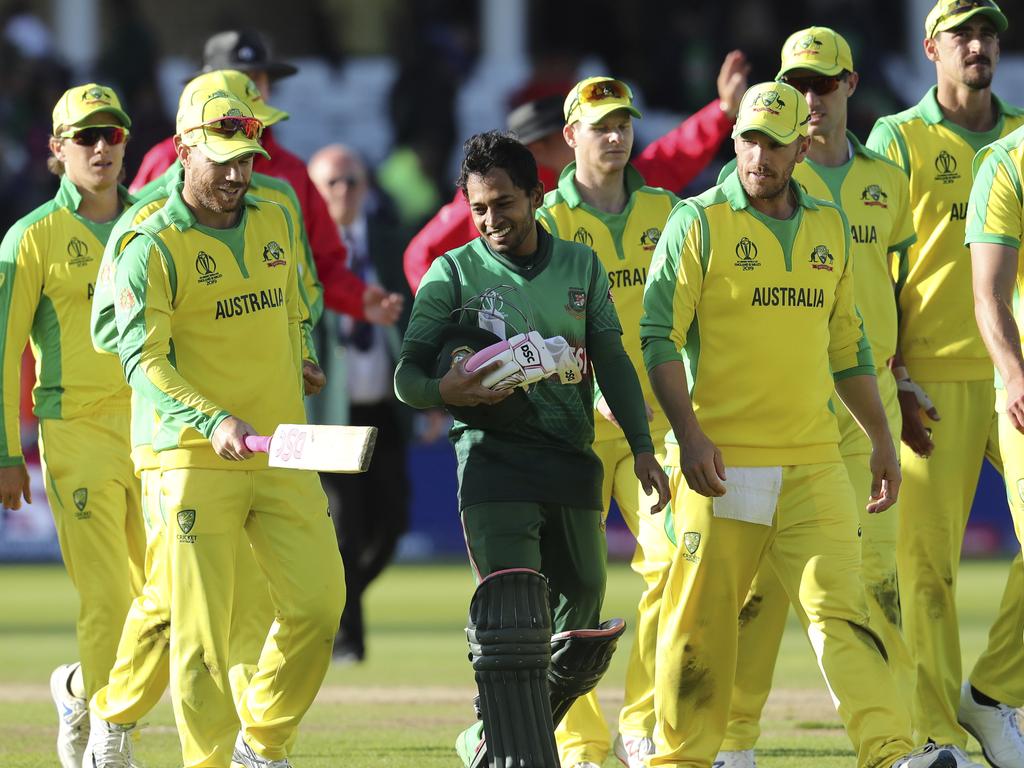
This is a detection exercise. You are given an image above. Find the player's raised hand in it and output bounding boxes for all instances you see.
[302,359,326,395]
[0,464,31,510]
[717,50,751,120]
[867,439,901,513]
[635,452,671,513]
[439,359,514,407]
[212,415,258,461]
[362,284,404,326]
[679,427,727,497]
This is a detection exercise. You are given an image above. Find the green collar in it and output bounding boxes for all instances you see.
[478,224,553,278]
[917,85,1024,126]
[847,130,874,158]
[162,182,261,232]
[556,161,646,208]
[720,169,819,213]
[54,173,132,212]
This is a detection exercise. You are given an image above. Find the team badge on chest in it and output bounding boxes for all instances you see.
[566,287,587,318]
[809,245,834,271]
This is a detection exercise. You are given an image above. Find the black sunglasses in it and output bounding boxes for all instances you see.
[59,125,128,146]
[781,73,846,96]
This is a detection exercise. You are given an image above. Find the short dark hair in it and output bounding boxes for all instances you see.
[456,130,539,199]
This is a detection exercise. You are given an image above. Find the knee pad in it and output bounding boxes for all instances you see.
[466,568,559,768]
[548,617,627,725]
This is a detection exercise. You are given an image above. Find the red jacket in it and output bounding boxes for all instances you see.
[130,129,367,319]
[403,99,733,292]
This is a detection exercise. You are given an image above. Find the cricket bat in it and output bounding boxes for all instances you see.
[244,424,377,473]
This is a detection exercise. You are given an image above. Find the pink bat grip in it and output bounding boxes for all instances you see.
[244,435,273,453]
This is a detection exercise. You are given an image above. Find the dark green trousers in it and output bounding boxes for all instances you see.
[461,501,607,633]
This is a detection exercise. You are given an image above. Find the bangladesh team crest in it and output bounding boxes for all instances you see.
[73,488,88,512]
[177,509,196,535]
[809,244,834,271]
[566,287,587,317]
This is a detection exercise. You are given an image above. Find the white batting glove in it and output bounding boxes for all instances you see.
[465,331,558,390]
[543,335,583,385]
[894,366,936,412]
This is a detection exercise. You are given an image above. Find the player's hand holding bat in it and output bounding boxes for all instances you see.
[635,452,670,513]
[212,415,257,461]
[439,359,514,407]
[0,464,32,509]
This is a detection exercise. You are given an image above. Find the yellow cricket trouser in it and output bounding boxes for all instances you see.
[163,466,344,768]
[557,433,672,767]
[651,461,914,768]
[92,470,276,729]
[39,408,145,698]
[897,380,1024,746]
[723,371,915,751]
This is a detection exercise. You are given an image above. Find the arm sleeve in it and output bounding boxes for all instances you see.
[966,150,1023,249]
[91,226,135,355]
[0,225,43,465]
[640,203,704,372]
[403,193,477,293]
[632,100,732,193]
[280,204,318,368]
[394,256,458,408]
[866,120,909,175]
[301,172,368,319]
[114,236,230,439]
[279,180,324,326]
[888,170,917,253]
[828,208,876,378]
[589,329,654,455]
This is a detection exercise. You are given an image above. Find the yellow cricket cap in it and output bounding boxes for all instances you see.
[778,27,854,78]
[177,94,269,163]
[926,0,1007,38]
[178,69,289,128]
[731,82,810,145]
[52,84,131,134]
[564,77,641,125]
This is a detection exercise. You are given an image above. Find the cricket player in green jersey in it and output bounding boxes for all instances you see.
[0,83,145,768]
[714,28,917,768]
[965,126,1024,768]
[867,2,1024,760]
[395,130,669,768]
[535,76,678,768]
[112,92,341,768]
[643,81,980,768]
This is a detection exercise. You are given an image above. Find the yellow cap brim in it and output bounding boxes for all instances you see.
[190,135,271,163]
[777,60,845,78]
[63,105,132,131]
[732,123,805,146]
[570,102,642,125]
[250,103,289,127]
[932,7,1008,37]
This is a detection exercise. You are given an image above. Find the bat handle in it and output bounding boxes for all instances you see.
[244,435,272,453]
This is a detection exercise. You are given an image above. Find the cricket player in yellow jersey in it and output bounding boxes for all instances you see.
[713,28,917,768]
[642,81,979,768]
[535,76,678,768]
[968,126,1024,768]
[112,92,343,768]
[867,3,1024,761]
[0,84,145,768]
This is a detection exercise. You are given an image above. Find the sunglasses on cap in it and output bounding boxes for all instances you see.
[780,73,847,96]
[930,0,1000,36]
[567,79,633,117]
[58,125,128,146]
[185,116,263,140]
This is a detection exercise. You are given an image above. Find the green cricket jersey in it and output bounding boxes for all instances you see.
[0,175,133,466]
[396,227,653,509]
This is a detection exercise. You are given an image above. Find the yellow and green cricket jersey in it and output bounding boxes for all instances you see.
[537,163,678,443]
[113,184,312,471]
[965,124,1024,346]
[0,175,133,467]
[867,86,1024,382]
[640,171,873,466]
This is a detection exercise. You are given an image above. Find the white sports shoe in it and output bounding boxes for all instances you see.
[713,749,757,768]
[614,733,656,768]
[49,663,89,768]
[231,732,293,768]
[957,681,1024,768]
[82,711,140,767]
[893,742,986,767]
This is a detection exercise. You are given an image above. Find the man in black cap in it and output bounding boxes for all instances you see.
[198,29,298,100]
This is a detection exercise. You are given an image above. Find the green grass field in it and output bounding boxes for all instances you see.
[0,560,1010,767]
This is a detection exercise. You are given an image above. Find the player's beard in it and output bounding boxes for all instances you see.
[741,164,794,201]
[190,175,250,214]
[962,55,994,90]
